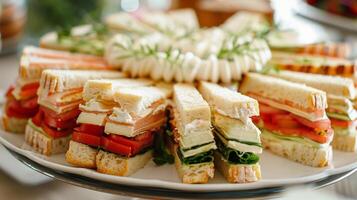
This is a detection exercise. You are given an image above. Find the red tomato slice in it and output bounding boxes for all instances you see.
[20,96,38,109]
[291,114,331,130]
[20,86,39,99]
[74,124,104,136]
[21,82,40,91]
[251,116,261,124]
[264,122,332,144]
[259,103,288,115]
[330,118,356,128]
[134,131,154,141]
[6,99,38,118]
[44,116,77,129]
[108,133,154,155]
[271,114,301,128]
[101,137,132,157]
[41,122,72,138]
[32,110,44,127]
[5,85,15,98]
[72,131,101,147]
[41,107,80,121]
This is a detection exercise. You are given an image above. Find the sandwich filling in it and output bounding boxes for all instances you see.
[252,103,333,147]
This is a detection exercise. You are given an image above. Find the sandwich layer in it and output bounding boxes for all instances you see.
[96,149,153,176]
[65,140,98,168]
[2,114,28,134]
[214,152,261,183]
[240,73,327,121]
[25,121,71,155]
[270,70,355,99]
[199,81,259,120]
[261,129,332,167]
[332,134,357,152]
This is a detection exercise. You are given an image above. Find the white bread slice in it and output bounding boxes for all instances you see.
[327,95,357,119]
[169,139,214,184]
[173,83,211,125]
[65,141,98,168]
[23,46,105,62]
[24,121,71,155]
[38,69,126,94]
[19,55,110,80]
[96,150,153,176]
[82,79,154,102]
[2,114,28,134]
[261,130,332,167]
[112,86,166,116]
[199,81,259,120]
[240,73,327,121]
[269,51,355,77]
[214,152,261,183]
[332,133,357,152]
[270,70,355,99]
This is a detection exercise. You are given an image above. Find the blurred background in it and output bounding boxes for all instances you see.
[0,0,357,199]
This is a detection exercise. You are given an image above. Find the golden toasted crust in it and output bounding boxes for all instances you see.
[2,114,28,134]
[168,138,214,184]
[24,123,71,156]
[214,152,261,183]
[96,150,153,176]
[65,141,98,168]
[261,132,332,167]
[332,134,357,152]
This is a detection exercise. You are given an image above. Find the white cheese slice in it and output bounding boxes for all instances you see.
[180,142,216,158]
[213,113,261,144]
[77,112,107,126]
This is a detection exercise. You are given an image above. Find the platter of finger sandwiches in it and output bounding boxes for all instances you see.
[1,9,357,196]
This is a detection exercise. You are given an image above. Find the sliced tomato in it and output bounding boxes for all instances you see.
[133,131,154,141]
[74,123,104,136]
[41,122,72,138]
[21,82,40,91]
[330,118,355,128]
[5,85,15,98]
[108,132,154,155]
[32,110,44,127]
[20,96,38,109]
[44,116,77,129]
[72,131,101,147]
[259,103,288,115]
[251,116,261,124]
[101,137,132,157]
[6,99,38,118]
[264,122,332,144]
[271,114,301,128]
[41,106,80,121]
[291,114,331,130]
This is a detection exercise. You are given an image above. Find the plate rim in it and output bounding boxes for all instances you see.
[1,129,357,192]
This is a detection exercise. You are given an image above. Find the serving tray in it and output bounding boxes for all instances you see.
[1,127,357,198]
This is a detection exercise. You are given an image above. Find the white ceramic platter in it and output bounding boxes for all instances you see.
[1,128,357,193]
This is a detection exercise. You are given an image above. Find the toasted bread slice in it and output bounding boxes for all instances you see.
[96,150,153,176]
[240,73,327,121]
[214,151,261,183]
[65,141,98,168]
[2,114,28,134]
[25,121,70,155]
[332,134,357,152]
[170,141,214,184]
[261,130,332,167]
[270,70,355,99]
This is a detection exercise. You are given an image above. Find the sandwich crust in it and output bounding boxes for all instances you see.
[96,150,153,176]
[65,141,98,168]
[214,152,261,183]
[332,134,357,152]
[261,132,332,167]
[25,122,71,155]
[2,114,28,134]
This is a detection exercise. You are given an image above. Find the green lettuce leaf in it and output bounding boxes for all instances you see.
[177,149,214,165]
